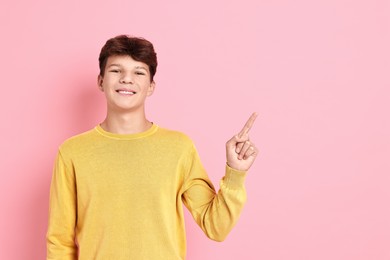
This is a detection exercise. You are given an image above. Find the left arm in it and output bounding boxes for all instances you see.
[181,113,259,241]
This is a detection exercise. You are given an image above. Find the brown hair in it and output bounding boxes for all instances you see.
[99,35,158,82]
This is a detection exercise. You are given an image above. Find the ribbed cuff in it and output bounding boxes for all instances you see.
[223,164,247,189]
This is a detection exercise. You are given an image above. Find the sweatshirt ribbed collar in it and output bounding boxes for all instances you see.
[94,123,159,140]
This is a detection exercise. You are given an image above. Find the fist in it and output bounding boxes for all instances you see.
[226,113,259,171]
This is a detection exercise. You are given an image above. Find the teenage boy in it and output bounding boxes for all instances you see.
[46,35,259,260]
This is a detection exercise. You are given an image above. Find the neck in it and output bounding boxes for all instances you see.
[100,110,152,134]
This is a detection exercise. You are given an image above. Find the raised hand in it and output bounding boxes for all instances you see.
[226,113,259,171]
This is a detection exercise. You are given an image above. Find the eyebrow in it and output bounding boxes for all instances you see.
[135,66,148,71]
[107,64,122,68]
[107,64,148,71]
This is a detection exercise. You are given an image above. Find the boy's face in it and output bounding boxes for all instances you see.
[97,55,155,113]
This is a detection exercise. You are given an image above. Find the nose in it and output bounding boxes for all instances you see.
[120,72,133,84]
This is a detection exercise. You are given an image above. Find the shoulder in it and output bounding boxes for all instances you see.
[154,126,196,150]
[58,128,98,154]
[157,126,192,141]
[154,126,200,167]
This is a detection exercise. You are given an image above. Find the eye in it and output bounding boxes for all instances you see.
[136,71,146,75]
[109,69,120,73]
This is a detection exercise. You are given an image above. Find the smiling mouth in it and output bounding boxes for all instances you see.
[116,90,137,95]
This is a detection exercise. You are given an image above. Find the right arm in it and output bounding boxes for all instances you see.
[46,150,78,260]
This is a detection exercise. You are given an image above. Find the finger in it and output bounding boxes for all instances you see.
[238,141,252,160]
[238,112,258,138]
[243,146,257,160]
[236,142,245,153]
[235,134,248,153]
[227,134,248,149]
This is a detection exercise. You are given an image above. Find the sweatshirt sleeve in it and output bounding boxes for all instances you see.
[46,150,78,260]
[181,144,247,242]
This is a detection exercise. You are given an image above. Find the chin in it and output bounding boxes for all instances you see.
[115,104,143,112]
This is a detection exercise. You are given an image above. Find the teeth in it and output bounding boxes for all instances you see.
[118,90,135,94]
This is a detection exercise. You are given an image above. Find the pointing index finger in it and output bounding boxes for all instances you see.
[238,112,258,137]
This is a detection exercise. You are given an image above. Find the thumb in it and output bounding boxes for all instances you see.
[226,134,247,148]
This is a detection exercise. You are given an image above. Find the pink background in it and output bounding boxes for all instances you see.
[1,0,389,259]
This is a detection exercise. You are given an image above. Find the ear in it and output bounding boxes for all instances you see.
[97,75,104,91]
[147,81,156,97]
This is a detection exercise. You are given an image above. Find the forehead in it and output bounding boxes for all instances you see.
[106,55,149,70]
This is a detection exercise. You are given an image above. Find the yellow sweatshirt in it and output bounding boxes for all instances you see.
[46,123,247,260]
